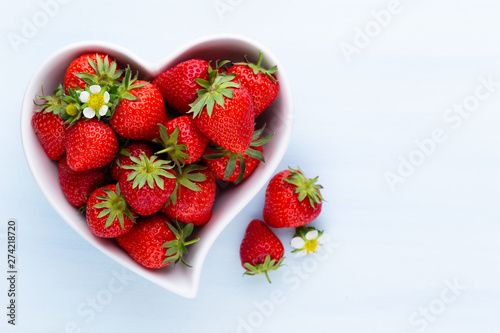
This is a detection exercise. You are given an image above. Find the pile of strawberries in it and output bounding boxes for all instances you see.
[32,52,279,269]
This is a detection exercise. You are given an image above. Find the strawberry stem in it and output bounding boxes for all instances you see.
[183,238,200,246]
[156,146,175,154]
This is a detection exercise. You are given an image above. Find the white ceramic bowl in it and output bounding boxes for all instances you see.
[21,34,293,298]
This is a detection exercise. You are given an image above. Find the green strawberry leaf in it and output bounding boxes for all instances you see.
[234,51,278,82]
[162,220,199,267]
[188,63,239,118]
[243,254,284,284]
[91,184,135,229]
[284,167,324,208]
[123,154,174,190]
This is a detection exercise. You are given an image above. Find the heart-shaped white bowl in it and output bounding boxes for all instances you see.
[21,34,293,298]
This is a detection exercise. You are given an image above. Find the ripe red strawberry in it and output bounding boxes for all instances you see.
[240,219,284,283]
[153,59,210,114]
[116,213,199,269]
[155,115,209,167]
[32,111,66,161]
[63,53,122,94]
[228,52,279,118]
[65,118,119,171]
[58,156,108,208]
[263,168,323,228]
[119,154,176,216]
[161,165,216,226]
[111,68,168,141]
[203,124,273,184]
[110,142,154,182]
[32,84,68,161]
[86,184,135,238]
[190,63,254,153]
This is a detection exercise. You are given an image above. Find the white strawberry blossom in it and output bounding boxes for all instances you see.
[79,85,110,119]
[291,228,328,258]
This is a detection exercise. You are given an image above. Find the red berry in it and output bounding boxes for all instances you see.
[202,124,273,184]
[156,115,209,166]
[111,80,168,141]
[189,63,255,154]
[65,119,119,172]
[240,219,284,283]
[58,156,108,208]
[263,168,323,228]
[118,155,176,216]
[110,142,154,182]
[153,59,210,114]
[227,52,279,118]
[32,111,66,161]
[86,184,135,238]
[64,53,121,94]
[162,167,216,226]
[116,213,198,269]
[193,86,254,154]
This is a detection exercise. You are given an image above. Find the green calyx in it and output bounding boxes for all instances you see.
[92,184,136,229]
[188,60,239,118]
[243,254,284,284]
[154,124,190,169]
[285,167,324,208]
[162,220,200,267]
[203,124,274,184]
[122,153,175,190]
[168,164,207,206]
[76,54,123,88]
[33,84,67,115]
[116,65,148,102]
[234,51,278,82]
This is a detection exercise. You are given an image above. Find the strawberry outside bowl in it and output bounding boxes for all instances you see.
[20,34,293,298]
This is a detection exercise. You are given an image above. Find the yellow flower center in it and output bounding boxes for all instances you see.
[88,93,105,111]
[304,239,318,253]
[66,103,78,116]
